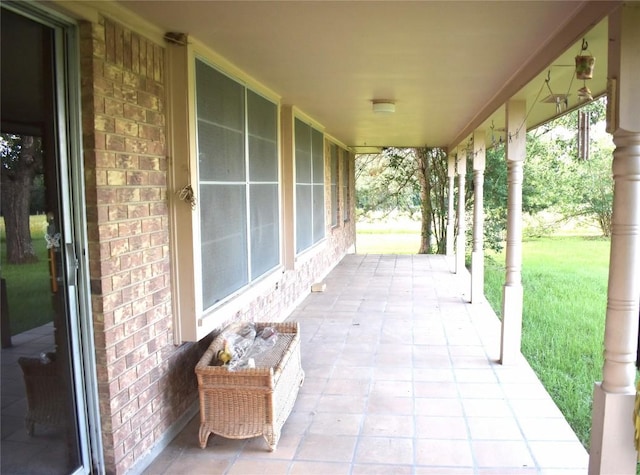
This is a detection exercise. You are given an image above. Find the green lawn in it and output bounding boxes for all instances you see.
[484,236,609,448]
[0,215,54,335]
[357,219,422,254]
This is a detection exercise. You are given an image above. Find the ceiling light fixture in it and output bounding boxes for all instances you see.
[372,100,396,113]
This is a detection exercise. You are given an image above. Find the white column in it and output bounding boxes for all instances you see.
[471,130,486,303]
[456,148,467,276]
[589,5,640,473]
[500,100,526,365]
[446,153,455,258]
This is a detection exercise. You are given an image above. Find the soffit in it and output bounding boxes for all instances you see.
[119,1,616,152]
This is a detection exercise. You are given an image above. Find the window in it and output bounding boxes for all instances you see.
[330,143,339,227]
[295,119,324,253]
[195,59,279,311]
[341,149,350,222]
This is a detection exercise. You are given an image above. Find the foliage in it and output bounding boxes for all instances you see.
[0,133,44,264]
[481,96,612,250]
[356,147,449,254]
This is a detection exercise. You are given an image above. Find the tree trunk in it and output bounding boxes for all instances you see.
[416,148,432,254]
[1,136,38,264]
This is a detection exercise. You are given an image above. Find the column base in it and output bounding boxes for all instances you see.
[588,382,637,475]
[471,251,484,304]
[500,283,522,365]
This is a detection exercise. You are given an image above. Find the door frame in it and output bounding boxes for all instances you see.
[2,2,104,473]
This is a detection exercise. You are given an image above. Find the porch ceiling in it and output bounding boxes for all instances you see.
[120,1,617,152]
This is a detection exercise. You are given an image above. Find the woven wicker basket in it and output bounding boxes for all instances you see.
[18,355,66,435]
[195,321,304,451]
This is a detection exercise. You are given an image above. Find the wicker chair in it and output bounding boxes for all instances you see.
[17,354,66,435]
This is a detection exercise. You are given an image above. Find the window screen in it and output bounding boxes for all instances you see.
[342,150,350,222]
[195,59,279,310]
[330,144,339,227]
[295,119,325,253]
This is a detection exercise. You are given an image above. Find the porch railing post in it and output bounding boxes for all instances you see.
[471,130,486,303]
[589,5,640,473]
[456,148,467,277]
[446,153,456,259]
[500,99,526,365]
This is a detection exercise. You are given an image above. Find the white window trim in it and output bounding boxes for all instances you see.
[167,40,284,342]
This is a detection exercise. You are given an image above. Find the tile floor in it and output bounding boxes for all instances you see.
[142,254,589,475]
[1,322,70,475]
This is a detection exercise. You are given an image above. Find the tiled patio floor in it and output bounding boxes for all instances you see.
[142,254,588,475]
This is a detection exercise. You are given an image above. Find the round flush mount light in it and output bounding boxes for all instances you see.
[372,100,396,113]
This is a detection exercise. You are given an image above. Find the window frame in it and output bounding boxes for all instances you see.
[168,43,284,342]
[330,143,339,227]
[294,117,325,255]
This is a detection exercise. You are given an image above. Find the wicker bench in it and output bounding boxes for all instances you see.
[195,321,304,451]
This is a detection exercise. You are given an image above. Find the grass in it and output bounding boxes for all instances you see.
[357,218,422,254]
[0,215,55,335]
[484,236,609,448]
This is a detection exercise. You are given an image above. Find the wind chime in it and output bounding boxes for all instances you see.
[575,38,595,160]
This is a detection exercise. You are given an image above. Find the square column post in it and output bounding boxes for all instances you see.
[446,153,456,258]
[500,99,526,365]
[456,148,467,276]
[471,130,486,303]
[589,4,640,473]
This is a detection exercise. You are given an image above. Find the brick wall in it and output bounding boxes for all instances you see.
[79,17,205,474]
[77,12,356,475]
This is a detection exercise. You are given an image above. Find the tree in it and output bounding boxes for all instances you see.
[356,146,449,254]
[1,133,42,264]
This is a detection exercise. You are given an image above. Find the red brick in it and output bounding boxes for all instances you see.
[115,153,138,170]
[108,205,128,221]
[139,188,161,202]
[114,22,124,67]
[95,151,116,168]
[105,20,115,63]
[127,204,149,219]
[118,369,139,394]
[115,119,139,138]
[139,39,147,77]
[111,271,131,290]
[104,97,125,117]
[149,231,166,248]
[125,137,150,154]
[123,103,145,121]
[131,296,153,317]
[102,290,123,311]
[118,220,142,237]
[138,124,161,142]
[139,156,160,171]
[146,110,164,126]
[106,134,126,152]
[148,171,166,186]
[122,282,146,303]
[125,315,148,336]
[142,247,163,264]
[141,217,162,233]
[123,29,132,70]
[126,171,148,185]
[131,34,139,74]
[128,234,149,251]
[116,188,140,203]
[99,223,119,239]
[149,202,167,216]
[96,188,117,204]
[107,356,127,381]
